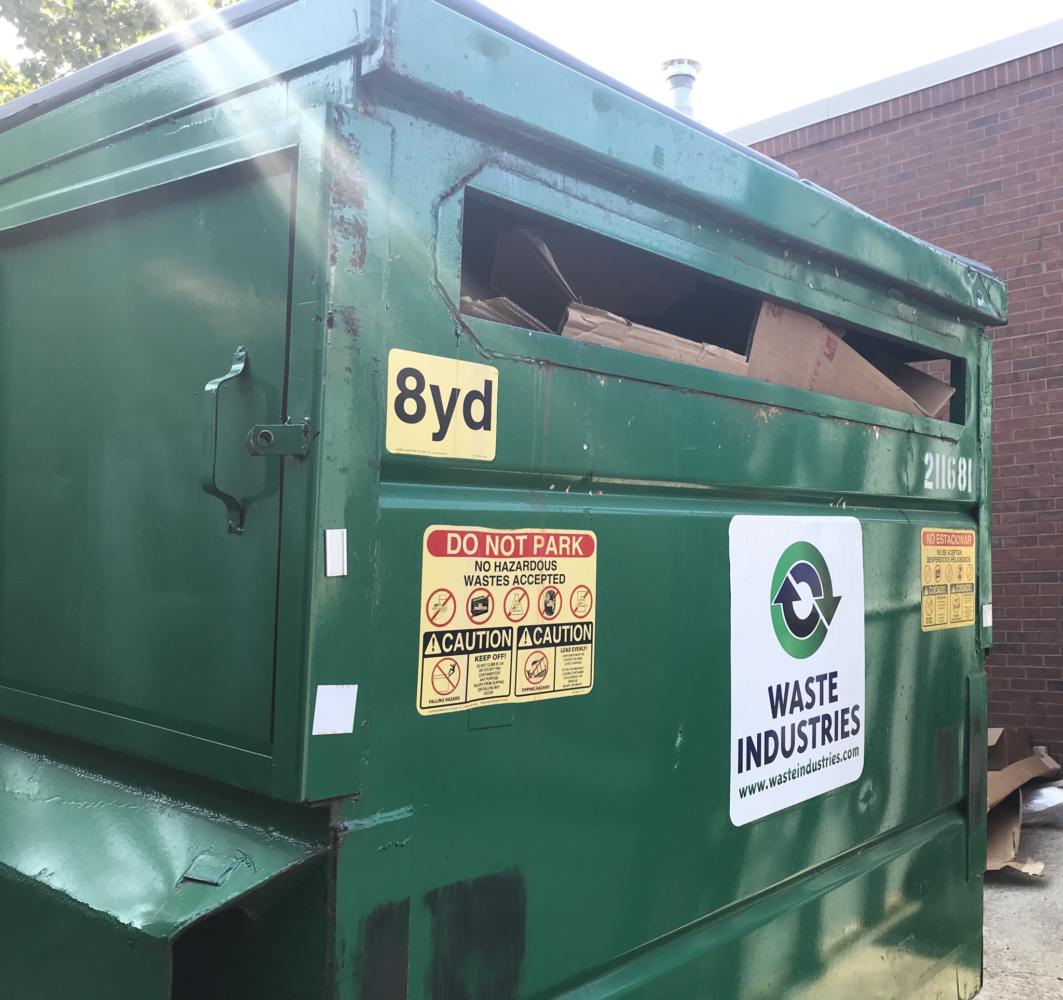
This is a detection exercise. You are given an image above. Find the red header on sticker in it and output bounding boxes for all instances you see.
[922,529,975,547]
[426,529,595,559]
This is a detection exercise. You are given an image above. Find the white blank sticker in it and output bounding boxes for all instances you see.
[312,684,358,735]
[325,528,348,577]
[983,604,993,628]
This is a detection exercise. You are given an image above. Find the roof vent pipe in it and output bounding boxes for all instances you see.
[661,58,702,118]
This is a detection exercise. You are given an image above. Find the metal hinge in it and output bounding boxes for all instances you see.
[247,420,317,457]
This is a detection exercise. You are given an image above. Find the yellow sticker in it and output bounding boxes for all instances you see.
[920,528,976,631]
[386,349,497,461]
[417,526,597,715]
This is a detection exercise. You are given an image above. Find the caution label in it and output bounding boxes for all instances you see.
[920,528,976,631]
[418,526,597,715]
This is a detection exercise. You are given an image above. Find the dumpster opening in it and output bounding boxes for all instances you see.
[460,190,758,353]
[172,908,254,1000]
[460,191,962,422]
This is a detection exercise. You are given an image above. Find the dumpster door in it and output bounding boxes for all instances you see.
[0,154,297,759]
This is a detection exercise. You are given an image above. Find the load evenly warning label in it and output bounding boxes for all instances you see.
[920,528,976,631]
[418,526,596,715]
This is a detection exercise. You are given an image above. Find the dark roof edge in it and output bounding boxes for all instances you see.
[0,0,295,133]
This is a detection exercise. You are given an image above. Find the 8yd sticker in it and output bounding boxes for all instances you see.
[386,349,497,461]
[417,526,597,715]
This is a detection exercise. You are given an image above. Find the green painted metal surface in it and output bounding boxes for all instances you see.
[0,732,324,935]
[0,723,329,998]
[0,0,1003,996]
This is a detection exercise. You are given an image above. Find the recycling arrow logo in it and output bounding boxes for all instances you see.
[770,541,841,659]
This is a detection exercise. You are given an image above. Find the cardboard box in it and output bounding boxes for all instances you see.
[875,357,956,420]
[984,735,1059,875]
[460,295,550,332]
[987,726,1033,771]
[986,789,1045,876]
[473,229,957,416]
[987,751,1058,810]
[561,304,748,377]
[490,228,579,331]
[747,303,955,418]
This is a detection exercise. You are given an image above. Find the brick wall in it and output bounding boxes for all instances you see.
[753,46,1063,756]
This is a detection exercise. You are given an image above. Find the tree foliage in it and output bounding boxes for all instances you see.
[0,57,30,102]
[0,0,234,102]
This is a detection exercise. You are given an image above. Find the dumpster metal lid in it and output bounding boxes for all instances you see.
[0,734,325,939]
[437,1,996,288]
[0,0,789,185]
[0,0,294,133]
[0,0,1004,320]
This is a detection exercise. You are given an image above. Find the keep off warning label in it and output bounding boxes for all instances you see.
[418,526,597,715]
[921,528,977,631]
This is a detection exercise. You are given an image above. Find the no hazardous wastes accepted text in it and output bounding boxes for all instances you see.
[417,526,597,715]
[920,528,976,631]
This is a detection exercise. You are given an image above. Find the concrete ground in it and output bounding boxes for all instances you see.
[980,824,1063,999]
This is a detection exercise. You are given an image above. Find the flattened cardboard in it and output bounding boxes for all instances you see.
[987,751,1059,810]
[876,357,956,419]
[543,228,700,320]
[987,789,1022,871]
[480,233,954,418]
[987,726,1033,771]
[747,303,953,417]
[1004,858,1046,876]
[562,304,748,377]
[488,227,699,333]
[461,295,551,332]
[984,746,1058,873]
[986,789,1045,875]
[490,228,579,331]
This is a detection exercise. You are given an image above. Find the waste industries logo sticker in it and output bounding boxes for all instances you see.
[770,541,841,659]
[729,516,865,827]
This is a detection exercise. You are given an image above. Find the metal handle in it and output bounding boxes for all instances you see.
[202,346,248,534]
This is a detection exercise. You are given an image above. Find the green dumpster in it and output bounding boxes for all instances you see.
[0,0,1004,997]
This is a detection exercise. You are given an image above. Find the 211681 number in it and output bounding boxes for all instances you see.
[923,453,974,493]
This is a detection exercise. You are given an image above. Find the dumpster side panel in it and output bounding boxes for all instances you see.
[0,874,171,1000]
[0,1,1000,996]
[552,813,979,998]
[0,95,343,798]
[320,84,989,998]
[0,155,295,766]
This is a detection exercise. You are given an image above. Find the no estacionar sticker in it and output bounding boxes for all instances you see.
[920,528,976,631]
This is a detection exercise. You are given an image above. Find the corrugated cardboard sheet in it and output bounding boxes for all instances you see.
[462,226,956,420]
[985,734,1059,875]
[561,304,748,377]
[747,303,955,418]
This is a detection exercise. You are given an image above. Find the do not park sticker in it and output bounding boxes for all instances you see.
[417,525,597,715]
[729,516,865,826]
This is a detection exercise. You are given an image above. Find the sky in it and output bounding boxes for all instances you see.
[477,0,1063,130]
[2,1,1062,130]
[0,17,19,62]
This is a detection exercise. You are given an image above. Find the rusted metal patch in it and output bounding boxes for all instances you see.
[358,897,411,999]
[424,869,526,1000]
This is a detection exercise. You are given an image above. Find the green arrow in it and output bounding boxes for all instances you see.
[814,565,842,626]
